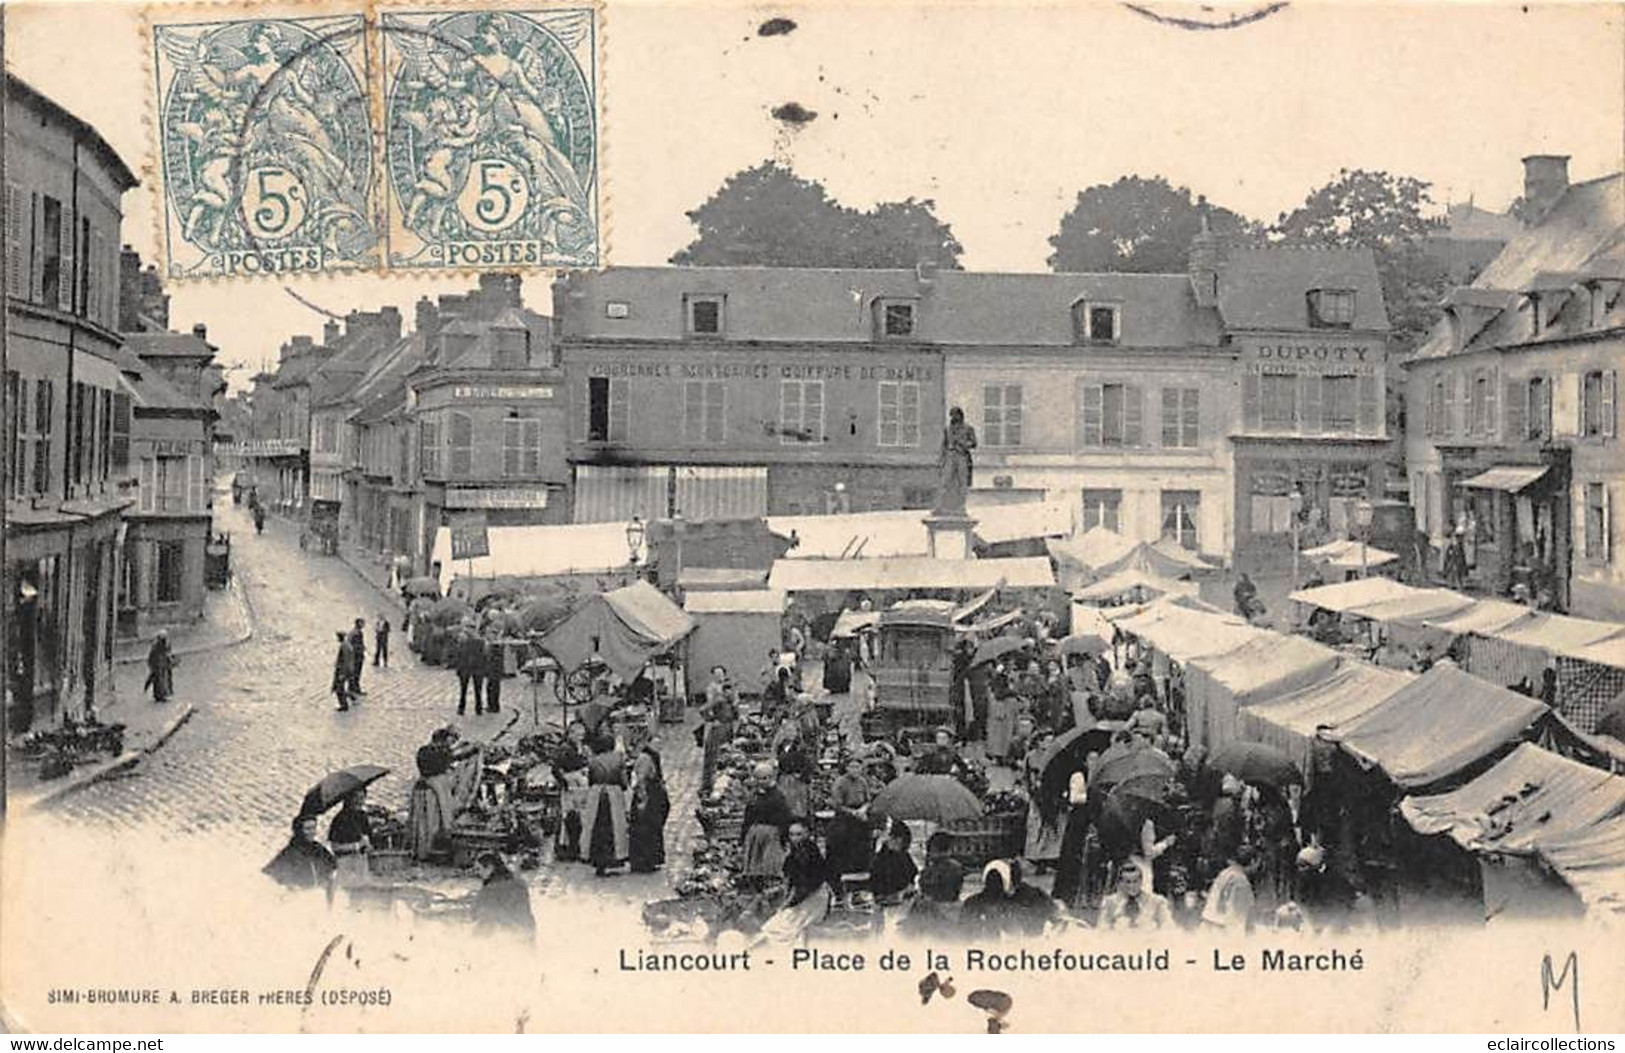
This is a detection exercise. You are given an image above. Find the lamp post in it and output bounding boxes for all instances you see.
[1356,499,1375,579]
[625,515,646,585]
[1289,487,1304,588]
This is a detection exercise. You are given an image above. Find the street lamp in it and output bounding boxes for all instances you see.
[1289,487,1305,588]
[1356,499,1375,579]
[625,515,646,570]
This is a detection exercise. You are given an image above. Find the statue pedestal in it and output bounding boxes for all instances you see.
[924,512,978,560]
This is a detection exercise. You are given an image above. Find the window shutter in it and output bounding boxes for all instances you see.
[1503,378,1526,442]
[29,193,42,303]
[1161,387,1179,447]
[1184,388,1200,444]
[1607,486,1615,564]
[806,382,825,440]
[58,209,74,312]
[1300,374,1323,434]
[140,456,155,513]
[1446,373,1461,436]
[900,383,919,446]
[188,452,204,511]
[4,184,22,297]
[1122,385,1143,446]
[34,379,52,492]
[503,418,521,476]
[1358,373,1380,435]
[781,381,801,439]
[1078,381,1103,448]
[1604,371,1617,438]
[1242,371,1260,432]
[450,411,473,475]
[525,419,543,474]
[1482,369,1498,436]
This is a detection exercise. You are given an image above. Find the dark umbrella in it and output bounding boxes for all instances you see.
[971,636,1028,668]
[1208,741,1304,788]
[300,764,389,817]
[1093,748,1176,789]
[1035,720,1123,778]
[1058,633,1110,657]
[403,576,440,597]
[1097,781,1173,858]
[869,773,983,824]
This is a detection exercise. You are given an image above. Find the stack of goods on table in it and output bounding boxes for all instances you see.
[936,789,1029,868]
[15,715,127,780]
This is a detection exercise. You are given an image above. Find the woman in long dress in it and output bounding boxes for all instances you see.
[986,682,1018,763]
[583,737,630,876]
[740,762,793,888]
[628,745,670,873]
[328,789,373,888]
[145,632,176,702]
[408,729,482,862]
[823,758,875,881]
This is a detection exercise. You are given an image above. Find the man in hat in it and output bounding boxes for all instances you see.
[347,618,367,697]
[1294,843,1356,933]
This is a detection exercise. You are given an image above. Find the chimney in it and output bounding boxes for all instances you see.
[192,323,208,342]
[378,305,403,345]
[1521,155,1570,225]
[415,296,441,343]
[323,319,342,345]
[477,272,524,315]
[1188,202,1223,309]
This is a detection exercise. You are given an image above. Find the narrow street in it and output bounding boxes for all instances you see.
[48,498,706,903]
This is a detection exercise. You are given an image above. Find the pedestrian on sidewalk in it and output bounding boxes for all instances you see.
[252,504,266,535]
[333,631,355,711]
[373,615,391,668]
[455,624,486,716]
[347,618,367,696]
[483,631,505,714]
[145,630,178,703]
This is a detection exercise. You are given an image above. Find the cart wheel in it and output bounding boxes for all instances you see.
[564,663,600,704]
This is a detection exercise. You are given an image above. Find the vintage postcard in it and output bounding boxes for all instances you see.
[3,0,1625,1037]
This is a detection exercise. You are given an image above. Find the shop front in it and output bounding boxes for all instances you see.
[1455,450,1572,608]
[1233,438,1389,574]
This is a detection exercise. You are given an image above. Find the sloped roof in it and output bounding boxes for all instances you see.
[766,555,1055,593]
[351,380,409,425]
[1537,814,1625,915]
[7,76,137,190]
[1414,173,1625,360]
[1240,664,1416,778]
[439,308,555,370]
[124,332,215,359]
[107,344,210,414]
[1437,201,1522,243]
[1216,246,1389,332]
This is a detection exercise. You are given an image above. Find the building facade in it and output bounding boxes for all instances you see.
[1406,158,1623,618]
[4,76,138,730]
[554,267,946,523]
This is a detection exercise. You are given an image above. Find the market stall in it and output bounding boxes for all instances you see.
[1073,566,1199,606]
[1181,633,1342,752]
[1330,662,1548,789]
[1536,813,1625,917]
[1237,664,1415,781]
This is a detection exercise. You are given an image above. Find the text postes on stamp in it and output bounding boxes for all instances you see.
[381,8,600,272]
[152,13,380,279]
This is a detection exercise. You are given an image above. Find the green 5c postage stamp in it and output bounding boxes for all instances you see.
[151,12,380,278]
[380,8,601,271]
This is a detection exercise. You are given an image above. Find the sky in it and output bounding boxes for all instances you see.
[7,0,1623,388]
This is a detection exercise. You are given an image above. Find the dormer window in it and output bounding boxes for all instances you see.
[875,299,917,339]
[685,294,724,337]
[1308,288,1356,328]
[1073,301,1120,344]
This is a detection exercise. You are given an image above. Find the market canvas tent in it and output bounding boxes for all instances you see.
[540,580,695,680]
[1404,598,1537,654]
[1331,662,1548,788]
[1238,664,1416,779]
[683,590,786,692]
[1183,634,1343,752]
[1537,814,1625,917]
[1093,539,1214,581]
[1288,577,1419,616]
[1074,566,1200,604]
[431,521,643,594]
[1300,538,1400,570]
[767,556,1055,594]
[1108,600,1267,664]
[1400,743,1625,921]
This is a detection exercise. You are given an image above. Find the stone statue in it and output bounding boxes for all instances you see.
[936,406,977,514]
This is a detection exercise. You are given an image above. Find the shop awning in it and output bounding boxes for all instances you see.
[1400,743,1625,854]
[1424,599,1539,638]
[1185,634,1344,752]
[971,498,1074,546]
[1483,613,1625,659]
[677,567,770,591]
[1331,662,1548,787]
[1537,815,1625,916]
[1109,601,1267,663]
[1351,588,1477,624]
[767,510,929,560]
[766,556,1054,593]
[1573,636,1625,672]
[1046,526,1136,571]
[1300,538,1400,569]
[1239,664,1416,777]
[1075,566,1199,603]
[1461,465,1550,493]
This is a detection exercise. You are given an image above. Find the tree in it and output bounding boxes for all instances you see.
[1272,169,1450,348]
[1046,175,1259,273]
[671,162,963,268]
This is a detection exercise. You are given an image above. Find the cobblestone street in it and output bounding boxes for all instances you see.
[44,499,706,905]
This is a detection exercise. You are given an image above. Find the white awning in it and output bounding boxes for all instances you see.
[1461,465,1550,493]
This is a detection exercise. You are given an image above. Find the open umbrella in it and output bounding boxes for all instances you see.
[300,764,389,817]
[403,576,440,597]
[1057,632,1109,657]
[869,773,983,824]
[1093,748,1176,789]
[971,636,1028,668]
[1097,779,1173,856]
[1035,720,1123,781]
[1208,741,1303,788]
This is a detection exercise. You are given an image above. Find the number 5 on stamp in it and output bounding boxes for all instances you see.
[149,11,381,279]
[379,6,601,272]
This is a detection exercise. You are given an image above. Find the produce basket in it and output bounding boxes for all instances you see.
[448,826,511,868]
[937,810,1027,868]
[369,849,415,877]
